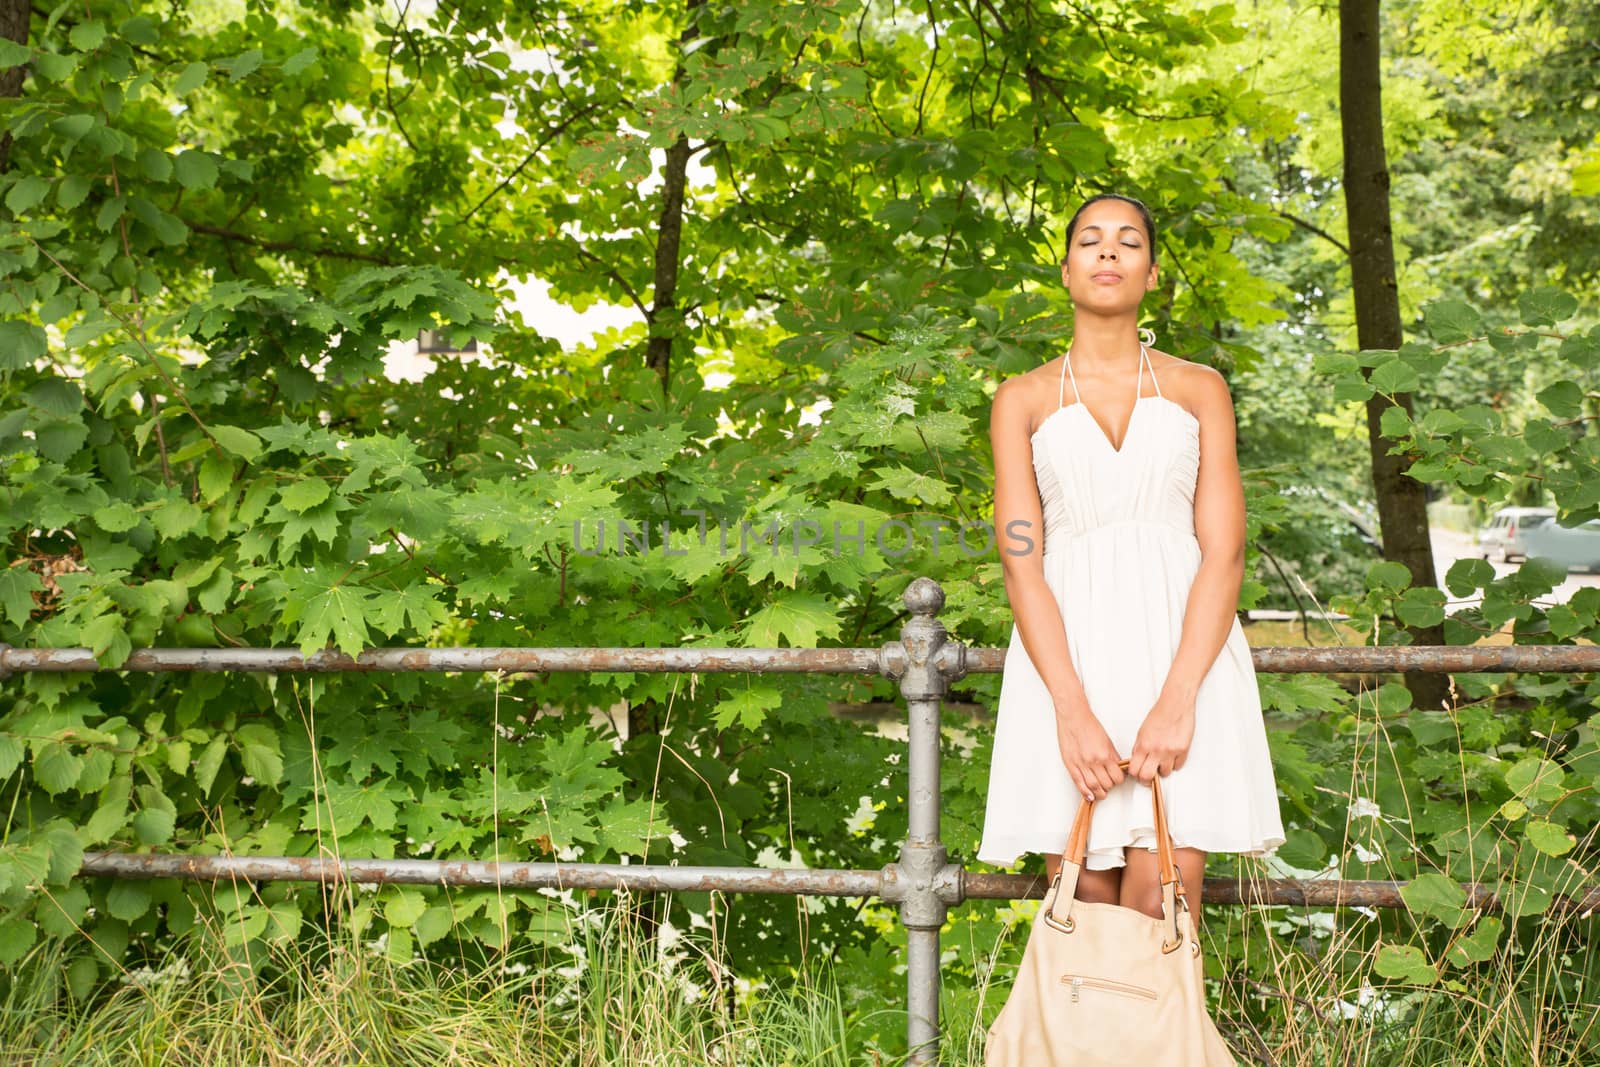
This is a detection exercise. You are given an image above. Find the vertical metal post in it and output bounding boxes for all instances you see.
[886,578,967,1066]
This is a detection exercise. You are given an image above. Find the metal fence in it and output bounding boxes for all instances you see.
[3,575,1598,1065]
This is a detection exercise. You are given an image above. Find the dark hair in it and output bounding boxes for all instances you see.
[1061,194,1157,265]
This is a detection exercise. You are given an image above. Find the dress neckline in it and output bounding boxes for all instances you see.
[1037,343,1160,456]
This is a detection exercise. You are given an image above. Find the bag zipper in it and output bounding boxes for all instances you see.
[1060,974,1158,1003]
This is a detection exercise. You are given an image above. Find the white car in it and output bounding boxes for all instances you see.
[1519,516,1600,573]
[1476,506,1556,563]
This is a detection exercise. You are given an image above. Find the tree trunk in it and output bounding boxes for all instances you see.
[0,0,29,174]
[624,0,707,943]
[642,0,704,396]
[1340,0,1451,713]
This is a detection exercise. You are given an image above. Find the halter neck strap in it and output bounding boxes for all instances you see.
[1058,342,1160,410]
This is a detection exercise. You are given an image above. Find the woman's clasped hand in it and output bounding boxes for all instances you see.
[1051,692,1125,802]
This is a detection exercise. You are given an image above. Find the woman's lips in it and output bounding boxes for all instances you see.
[1091,272,1123,283]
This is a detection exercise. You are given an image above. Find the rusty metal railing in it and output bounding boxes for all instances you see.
[3,575,1599,1065]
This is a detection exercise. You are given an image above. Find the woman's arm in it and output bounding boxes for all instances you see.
[991,378,1125,802]
[1128,366,1247,783]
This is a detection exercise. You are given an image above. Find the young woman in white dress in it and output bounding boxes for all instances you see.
[979,193,1284,920]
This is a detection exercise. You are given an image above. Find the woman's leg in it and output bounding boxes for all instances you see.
[1044,851,1122,904]
[1118,846,1206,922]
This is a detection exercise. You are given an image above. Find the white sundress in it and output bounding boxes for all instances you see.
[977,343,1285,871]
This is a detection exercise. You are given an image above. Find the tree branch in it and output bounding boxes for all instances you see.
[185,221,401,265]
[461,101,605,225]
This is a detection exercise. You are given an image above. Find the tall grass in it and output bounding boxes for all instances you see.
[0,888,893,1067]
[3,868,1596,1065]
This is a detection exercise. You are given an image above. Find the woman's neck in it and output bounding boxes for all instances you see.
[1069,315,1143,370]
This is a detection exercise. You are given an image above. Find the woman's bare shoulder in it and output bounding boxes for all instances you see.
[1148,349,1229,417]
[993,361,1064,437]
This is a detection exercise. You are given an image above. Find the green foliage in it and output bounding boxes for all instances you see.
[1,0,1597,1061]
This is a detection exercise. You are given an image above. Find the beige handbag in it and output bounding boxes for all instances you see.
[984,763,1238,1066]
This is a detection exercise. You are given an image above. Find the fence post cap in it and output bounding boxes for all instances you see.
[903,577,944,617]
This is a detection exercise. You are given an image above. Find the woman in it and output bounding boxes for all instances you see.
[977,193,1284,922]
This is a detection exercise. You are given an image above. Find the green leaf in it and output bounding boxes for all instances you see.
[43,826,84,884]
[6,176,52,213]
[1505,757,1564,803]
[1504,881,1552,917]
[1374,944,1437,985]
[224,905,270,947]
[1444,557,1494,597]
[117,14,161,46]
[743,593,842,647]
[1525,819,1575,856]
[712,686,783,730]
[386,924,413,963]
[0,734,23,778]
[199,453,235,502]
[66,957,98,999]
[63,315,117,348]
[210,424,263,461]
[1517,287,1579,327]
[132,807,175,845]
[106,881,152,921]
[0,565,42,627]
[280,478,332,513]
[174,150,220,191]
[1396,587,1445,627]
[1400,873,1470,928]
[81,612,131,666]
[0,917,36,966]
[1365,560,1414,593]
[34,743,85,794]
[316,779,401,832]
[1422,300,1483,344]
[32,52,73,83]
[414,906,453,947]
[95,195,126,231]
[56,173,92,210]
[152,497,204,540]
[236,723,284,786]
[225,48,264,81]
[27,378,83,417]
[0,320,47,370]
[68,20,106,51]
[52,113,96,141]
[93,501,140,533]
[173,61,208,96]
[0,39,30,68]
[1370,359,1420,394]
[264,901,302,943]
[283,47,319,77]
[197,569,233,614]
[194,736,228,795]
[1536,380,1583,419]
[383,888,428,927]
[85,778,131,842]
[1444,916,1503,967]
[368,584,448,637]
[291,582,373,659]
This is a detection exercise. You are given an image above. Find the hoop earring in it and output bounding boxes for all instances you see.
[1138,327,1156,347]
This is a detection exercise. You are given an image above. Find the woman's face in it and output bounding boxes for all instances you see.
[1059,200,1158,313]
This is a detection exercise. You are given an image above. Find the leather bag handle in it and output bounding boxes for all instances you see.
[1063,761,1179,886]
[1044,761,1191,953]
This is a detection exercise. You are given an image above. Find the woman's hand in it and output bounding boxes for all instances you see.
[1128,692,1196,783]
[1053,695,1125,803]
